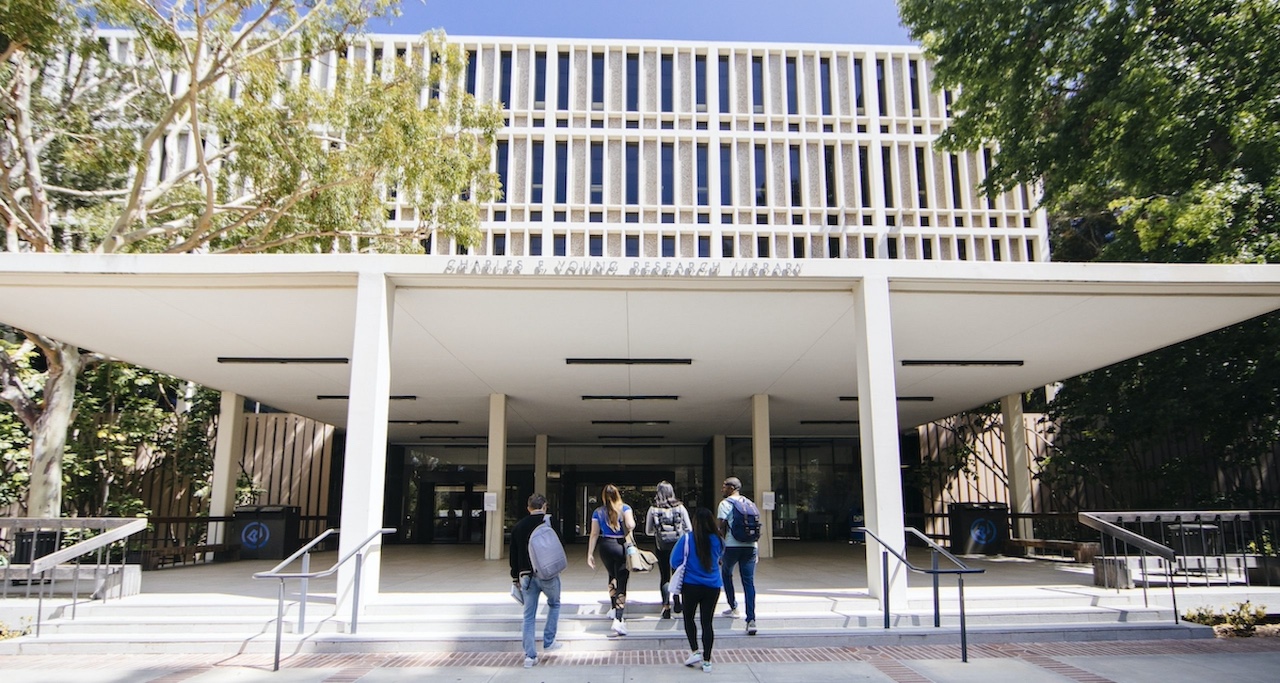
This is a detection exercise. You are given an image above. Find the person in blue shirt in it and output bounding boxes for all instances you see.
[671,506,724,673]
[586,483,636,635]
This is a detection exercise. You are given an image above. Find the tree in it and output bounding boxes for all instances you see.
[898,0,1280,508]
[0,1,501,516]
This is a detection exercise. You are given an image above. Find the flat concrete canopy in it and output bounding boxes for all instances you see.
[1,254,1279,444]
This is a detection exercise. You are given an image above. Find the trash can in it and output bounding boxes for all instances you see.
[949,502,1009,554]
[1169,523,1220,556]
[12,530,59,563]
[232,505,302,560]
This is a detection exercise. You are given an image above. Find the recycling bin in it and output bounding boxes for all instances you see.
[232,505,302,560]
[949,502,1009,554]
[13,530,59,563]
[1168,523,1220,557]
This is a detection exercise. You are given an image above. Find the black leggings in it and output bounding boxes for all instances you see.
[599,537,629,613]
[655,542,674,605]
[681,583,720,662]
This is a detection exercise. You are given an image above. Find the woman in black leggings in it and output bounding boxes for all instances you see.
[587,483,636,636]
[671,506,724,673]
[645,481,692,619]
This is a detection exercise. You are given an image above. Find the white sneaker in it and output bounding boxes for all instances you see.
[611,618,628,636]
[702,661,713,673]
[543,641,563,651]
[684,651,703,667]
[746,619,758,635]
[722,606,741,618]
[523,656,537,668]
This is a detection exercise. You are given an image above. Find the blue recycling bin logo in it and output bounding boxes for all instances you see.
[241,521,271,550]
[969,518,998,545]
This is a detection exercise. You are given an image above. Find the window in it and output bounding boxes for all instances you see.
[718,55,730,113]
[858,145,871,207]
[499,50,512,108]
[695,55,707,112]
[662,235,676,257]
[661,143,675,205]
[625,234,639,257]
[754,144,767,206]
[626,54,639,111]
[661,54,674,113]
[590,142,604,204]
[785,57,797,115]
[465,49,477,96]
[949,154,963,209]
[854,58,865,113]
[819,57,832,115]
[534,51,547,108]
[756,235,770,257]
[983,148,996,209]
[751,56,764,113]
[557,52,570,110]
[789,145,802,206]
[553,233,566,256]
[626,142,640,205]
[881,145,894,208]
[554,141,568,203]
[698,235,711,257]
[495,141,509,204]
[824,145,837,207]
[827,236,840,258]
[530,234,543,256]
[696,144,709,206]
[915,146,928,209]
[908,60,920,113]
[792,235,805,258]
[531,141,545,203]
[589,234,603,256]
[721,236,734,257]
[720,144,732,205]
[591,52,605,110]
[493,234,506,256]
[875,59,886,115]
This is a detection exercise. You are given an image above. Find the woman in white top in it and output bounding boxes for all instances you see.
[644,480,692,619]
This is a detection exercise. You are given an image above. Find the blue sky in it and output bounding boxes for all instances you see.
[369,0,914,45]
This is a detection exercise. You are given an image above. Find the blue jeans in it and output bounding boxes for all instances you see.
[721,546,757,621]
[521,574,561,659]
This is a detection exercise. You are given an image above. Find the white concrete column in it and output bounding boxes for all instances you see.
[1002,393,1035,541]
[853,275,908,606]
[209,391,245,544]
[712,434,727,506]
[485,393,508,560]
[336,271,394,616]
[751,395,774,559]
[535,434,549,501]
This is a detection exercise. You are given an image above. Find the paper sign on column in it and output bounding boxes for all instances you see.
[483,492,498,511]
[762,491,775,510]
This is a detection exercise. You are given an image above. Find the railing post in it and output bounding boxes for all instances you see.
[351,551,364,633]
[882,550,890,630]
[958,575,969,663]
[298,552,310,632]
[273,579,285,671]
[931,549,940,628]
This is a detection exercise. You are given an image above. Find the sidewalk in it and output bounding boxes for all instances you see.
[3,638,1279,682]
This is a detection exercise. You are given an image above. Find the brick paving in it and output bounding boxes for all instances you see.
[3,638,1279,681]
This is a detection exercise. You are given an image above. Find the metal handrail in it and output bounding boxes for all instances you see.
[858,526,984,662]
[252,527,394,671]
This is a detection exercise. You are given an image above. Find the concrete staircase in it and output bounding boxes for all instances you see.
[0,587,1213,655]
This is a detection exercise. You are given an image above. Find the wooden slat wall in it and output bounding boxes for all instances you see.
[239,414,333,518]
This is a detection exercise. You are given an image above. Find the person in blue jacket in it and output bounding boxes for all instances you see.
[671,506,724,673]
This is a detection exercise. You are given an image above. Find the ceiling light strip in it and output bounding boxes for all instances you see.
[901,359,1024,367]
[218,356,349,364]
[389,420,459,425]
[581,395,679,401]
[566,358,692,365]
[839,396,934,402]
[591,420,671,425]
[317,395,418,400]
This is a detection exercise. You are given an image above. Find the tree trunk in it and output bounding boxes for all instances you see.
[27,340,82,518]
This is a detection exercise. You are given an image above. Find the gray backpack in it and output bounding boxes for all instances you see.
[656,506,683,545]
[528,515,567,579]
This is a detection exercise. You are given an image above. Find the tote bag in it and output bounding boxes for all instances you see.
[669,533,691,596]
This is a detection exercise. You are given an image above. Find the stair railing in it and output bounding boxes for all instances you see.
[1079,512,1185,621]
[858,526,985,662]
[252,527,394,671]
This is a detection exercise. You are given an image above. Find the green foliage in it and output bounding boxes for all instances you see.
[0,618,30,640]
[1184,601,1268,635]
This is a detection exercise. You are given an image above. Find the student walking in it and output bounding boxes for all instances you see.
[717,476,760,635]
[509,493,563,668]
[586,483,636,635]
[644,480,692,619]
[672,507,724,673]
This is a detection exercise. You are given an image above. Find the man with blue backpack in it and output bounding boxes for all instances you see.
[716,476,760,635]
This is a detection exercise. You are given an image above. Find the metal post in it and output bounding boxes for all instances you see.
[273,579,285,671]
[298,552,310,632]
[351,551,363,633]
[931,550,941,628]
[958,575,969,663]
[882,551,890,629]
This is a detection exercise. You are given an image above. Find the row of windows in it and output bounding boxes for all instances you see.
[427,230,1040,262]
[465,46,942,119]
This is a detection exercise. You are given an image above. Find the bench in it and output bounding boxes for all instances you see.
[136,543,240,571]
[4,563,141,598]
[1007,538,1101,564]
